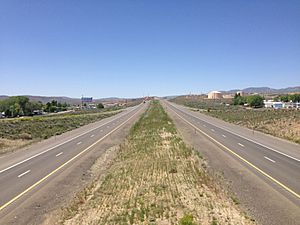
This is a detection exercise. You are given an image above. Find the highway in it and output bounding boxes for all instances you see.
[163,100,300,224]
[0,102,147,220]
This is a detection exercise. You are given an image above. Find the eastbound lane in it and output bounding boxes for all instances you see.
[164,101,300,203]
[0,103,147,213]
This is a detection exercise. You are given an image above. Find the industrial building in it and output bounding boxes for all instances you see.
[208,91,223,99]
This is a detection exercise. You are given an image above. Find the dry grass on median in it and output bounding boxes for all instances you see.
[60,101,254,225]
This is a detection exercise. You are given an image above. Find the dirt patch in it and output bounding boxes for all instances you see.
[0,138,34,155]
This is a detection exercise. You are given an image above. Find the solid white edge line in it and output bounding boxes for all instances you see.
[169,102,300,162]
[18,170,31,178]
[0,104,141,175]
[264,156,276,163]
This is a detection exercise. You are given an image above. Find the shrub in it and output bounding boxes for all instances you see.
[179,214,196,225]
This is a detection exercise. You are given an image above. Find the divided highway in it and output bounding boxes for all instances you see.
[163,100,300,224]
[0,102,147,218]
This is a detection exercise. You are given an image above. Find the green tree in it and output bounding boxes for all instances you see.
[247,95,264,108]
[279,95,289,102]
[97,103,104,109]
[233,93,246,105]
[0,96,30,117]
[289,94,300,103]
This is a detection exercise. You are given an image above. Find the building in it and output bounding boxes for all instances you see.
[264,100,300,109]
[208,91,223,99]
[263,100,283,109]
[223,94,234,99]
[236,91,246,96]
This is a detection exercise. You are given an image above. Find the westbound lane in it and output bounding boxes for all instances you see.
[0,102,148,213]
[164,101,300,203]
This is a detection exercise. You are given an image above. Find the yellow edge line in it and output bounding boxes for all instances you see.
[169,105,300,200]
[0,105,145,212]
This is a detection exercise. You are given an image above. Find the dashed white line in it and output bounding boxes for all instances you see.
[107,126,110,128]
[211,129,215,132]
[56,152,63,157]
[203,124,206,127]
[264,156,276,163]
[18,170,31,178]
[90,134,95,138]
[100,130,103,132]
[77,142,82,145]
[238,143,245,147]
[222,134,226,138]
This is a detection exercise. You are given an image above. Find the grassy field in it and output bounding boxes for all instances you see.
[171,96,300,144]
[0,110,120,155]
[170,95,234,111]
[61,101,254,225]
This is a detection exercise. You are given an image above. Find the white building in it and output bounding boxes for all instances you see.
[264,100,283,109]
[208,91,223,99]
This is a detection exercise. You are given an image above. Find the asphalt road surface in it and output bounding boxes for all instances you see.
[0,102,148,223]
[163,100,300,225]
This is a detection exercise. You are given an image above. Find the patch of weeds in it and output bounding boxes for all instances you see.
[179,214,197,225]
[231,196,240,205]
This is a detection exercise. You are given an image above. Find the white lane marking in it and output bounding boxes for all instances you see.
[56,152,63,157]
[0,105,142,175]
[169,103,300,162]
[222,134,226,138]
[107,125,110,128]
[100,130,103,132]
[203,124,206,127]
[238,143,245,147]
[18,170,31,178]
[90,134,95,138]
[264,156,276,163]
[211,129,215,132]
[77,142,82,145]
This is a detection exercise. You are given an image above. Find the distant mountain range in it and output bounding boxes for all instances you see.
[0,95,126,104]
[222,86,300,94]
[1,86,299,103]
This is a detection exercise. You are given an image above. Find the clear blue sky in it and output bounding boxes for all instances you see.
[1,0,299,98]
